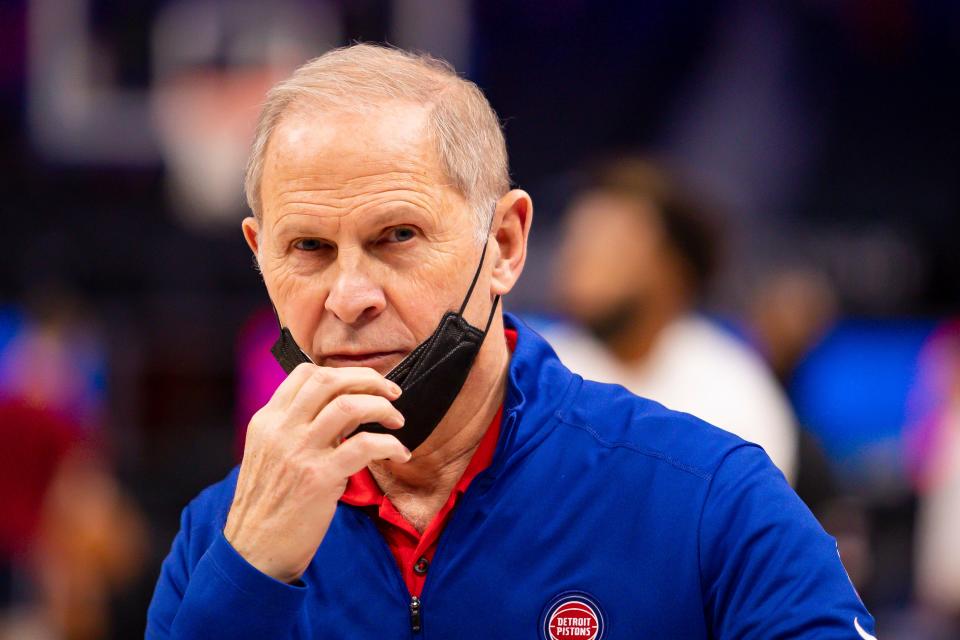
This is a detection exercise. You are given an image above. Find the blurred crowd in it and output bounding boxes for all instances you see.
[1,1,959,638]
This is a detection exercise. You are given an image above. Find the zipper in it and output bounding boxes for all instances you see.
[347,507,424,636]
[409,596,422,633]
[408,410,520,634]
[345,407,524,637]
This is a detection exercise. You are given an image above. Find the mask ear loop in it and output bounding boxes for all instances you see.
[482,294,502,335]
[458,239,489,316]
[457,238,502,335]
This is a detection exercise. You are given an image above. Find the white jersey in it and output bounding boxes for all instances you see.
[542,314,798,484]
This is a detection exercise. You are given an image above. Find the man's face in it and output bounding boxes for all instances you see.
[245,101,484,375]
[553,190,668,330]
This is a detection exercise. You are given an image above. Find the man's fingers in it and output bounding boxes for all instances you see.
[266,362,317,409]
[288,367,401,421]
[310,393,404,443]
[329,432,411,477]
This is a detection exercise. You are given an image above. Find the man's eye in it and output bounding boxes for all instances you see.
[293,238,330,252]
[382,227,417,243]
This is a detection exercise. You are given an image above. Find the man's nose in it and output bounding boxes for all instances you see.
[324,256,387,325]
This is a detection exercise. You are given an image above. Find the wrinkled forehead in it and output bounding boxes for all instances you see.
[275,99,435,157]
[260,101,458,217]
[261,101,464,231]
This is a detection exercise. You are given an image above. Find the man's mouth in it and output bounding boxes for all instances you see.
[319,350,406,370]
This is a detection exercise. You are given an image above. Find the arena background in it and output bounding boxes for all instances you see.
[1,1,958,638]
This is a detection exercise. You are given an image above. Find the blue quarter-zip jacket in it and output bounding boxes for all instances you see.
[147,313,876,639]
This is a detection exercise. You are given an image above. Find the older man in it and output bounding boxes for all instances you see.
[147,45,876,639]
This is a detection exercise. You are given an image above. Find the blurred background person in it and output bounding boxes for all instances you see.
[0,298,149,640]
[909,321,960,631]
[542,157,798,483]
[745,267,847,539]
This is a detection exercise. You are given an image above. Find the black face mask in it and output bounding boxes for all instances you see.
[270,242,501,451]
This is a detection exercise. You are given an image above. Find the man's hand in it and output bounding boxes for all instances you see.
[224,363,409,583]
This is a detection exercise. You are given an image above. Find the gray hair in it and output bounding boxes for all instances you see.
[244,43,509,243]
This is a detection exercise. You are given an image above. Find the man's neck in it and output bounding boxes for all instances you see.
[367,317,510,500]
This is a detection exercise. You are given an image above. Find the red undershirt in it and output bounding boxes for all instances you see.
[339,328,517,597]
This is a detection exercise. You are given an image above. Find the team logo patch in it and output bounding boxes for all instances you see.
[540,591,606,640]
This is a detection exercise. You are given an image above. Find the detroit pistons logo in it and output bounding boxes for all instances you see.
[540,591,606,640]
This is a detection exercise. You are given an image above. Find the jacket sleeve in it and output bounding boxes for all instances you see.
[146,502,308,639]
[699,444,878,639]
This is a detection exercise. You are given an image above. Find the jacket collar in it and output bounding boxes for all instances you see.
[487,312,582,477]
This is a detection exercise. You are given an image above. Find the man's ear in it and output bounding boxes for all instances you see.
[490,189,533,296]
[241,216,262,270]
